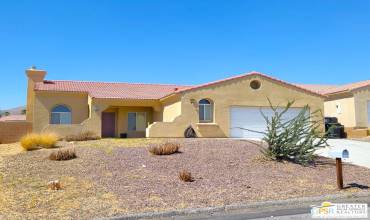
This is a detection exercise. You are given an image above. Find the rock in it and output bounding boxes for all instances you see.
[48,180,61,190]
[184,126,197,138]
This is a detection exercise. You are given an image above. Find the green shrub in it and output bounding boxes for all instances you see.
[264,100,327,165]
[242,99,327,165]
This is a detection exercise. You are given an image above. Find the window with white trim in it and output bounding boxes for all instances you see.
[128,112,147,131]
[199,99,213,123]
[51,105,72,124]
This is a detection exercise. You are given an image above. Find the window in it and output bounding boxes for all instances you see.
[250,80,261,90]
[51,105,72,124]
[128,112,147,131]
[199,99,213,122]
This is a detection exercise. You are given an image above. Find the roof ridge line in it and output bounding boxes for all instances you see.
[175,71,326,98]
[43,79,192,87]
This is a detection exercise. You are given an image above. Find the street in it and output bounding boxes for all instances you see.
[163,197,370,220]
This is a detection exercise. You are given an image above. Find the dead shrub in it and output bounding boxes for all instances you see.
[64,131,100,142]
[148,142,180,155]
[179,170,194,182]
[252,154,272,163]
[49,148,77,161]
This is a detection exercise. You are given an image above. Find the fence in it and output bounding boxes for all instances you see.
[0,121,32,144]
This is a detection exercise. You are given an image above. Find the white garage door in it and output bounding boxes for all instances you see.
[230,106,304,139]
[367,101,370,126]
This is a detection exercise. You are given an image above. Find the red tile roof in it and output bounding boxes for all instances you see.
[294,84,339,95]
[297,80,370,95]
[0,115,26,122]
[35,80,192,100]
[34,71,326,99]
[325,80,370,94]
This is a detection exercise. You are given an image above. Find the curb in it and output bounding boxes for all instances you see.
[102,191,370,220]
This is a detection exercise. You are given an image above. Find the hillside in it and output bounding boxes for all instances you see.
[0,106,26,115]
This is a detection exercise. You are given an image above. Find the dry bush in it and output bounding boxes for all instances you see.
[49,148,77,161]
[64,131,100,142]
[39,133,59,148]
[148,142,180,155]
[252,154,272,163]
[179,170,194,182]
[20,133,58,150]
[20,133,40,150]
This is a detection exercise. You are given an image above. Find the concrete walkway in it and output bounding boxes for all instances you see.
[316,139,370,168]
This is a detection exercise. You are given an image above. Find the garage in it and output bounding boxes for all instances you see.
[229,106,304,139]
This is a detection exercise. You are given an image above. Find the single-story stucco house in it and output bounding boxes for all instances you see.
[299,81,370,137]
[25,67,326,139]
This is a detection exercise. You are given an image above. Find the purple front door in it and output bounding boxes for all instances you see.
[102,112,116,138]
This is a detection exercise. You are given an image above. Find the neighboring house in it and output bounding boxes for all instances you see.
[299,81,370,137]
[0,115,26,122]
[25,67,325,138]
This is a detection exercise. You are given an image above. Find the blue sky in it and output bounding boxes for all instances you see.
[1,0,370,109]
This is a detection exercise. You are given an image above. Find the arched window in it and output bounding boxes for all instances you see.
[51,105,72,124]
[199,99,213,123]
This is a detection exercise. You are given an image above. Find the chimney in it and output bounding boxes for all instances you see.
[25,66,47,83]
[25,66,47,123]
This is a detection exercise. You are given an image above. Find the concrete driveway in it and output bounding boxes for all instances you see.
[316,139,370,169]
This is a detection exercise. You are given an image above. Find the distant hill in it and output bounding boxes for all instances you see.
[0,106,26,115]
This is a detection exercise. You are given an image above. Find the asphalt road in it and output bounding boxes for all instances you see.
[172,207,311,220]
[164,197,370,220]
[172,206,370,220]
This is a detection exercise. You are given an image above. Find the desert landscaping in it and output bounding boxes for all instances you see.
[0,138,370,219]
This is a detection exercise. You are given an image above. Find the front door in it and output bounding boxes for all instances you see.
[102,112,116,138]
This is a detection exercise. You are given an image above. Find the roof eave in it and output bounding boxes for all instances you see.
[34,90,89,95]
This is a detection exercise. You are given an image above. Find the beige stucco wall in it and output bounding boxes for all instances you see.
[324,96,356,127]
[148,75,324,137]
[324,86,370,129]
[33,91,89,133]
[353,87,370,128]
[161,95,182,122]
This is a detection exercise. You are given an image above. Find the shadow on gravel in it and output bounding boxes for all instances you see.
[344,183,369,190]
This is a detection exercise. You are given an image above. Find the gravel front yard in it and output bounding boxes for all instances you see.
[1,138,370,219]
